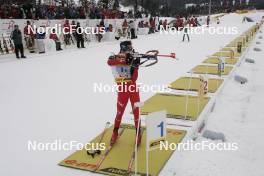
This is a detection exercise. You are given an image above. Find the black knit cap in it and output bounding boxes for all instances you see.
[120,40,132,52]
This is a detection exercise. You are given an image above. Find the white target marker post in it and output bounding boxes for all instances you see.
[198,75,208,115]
[199,75,208,97]
[134,102,144,176]
[145,110,166,176]
[218,56,225,77]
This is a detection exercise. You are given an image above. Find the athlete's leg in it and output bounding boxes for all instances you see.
[111,89,129,144]
[113,91,129,129]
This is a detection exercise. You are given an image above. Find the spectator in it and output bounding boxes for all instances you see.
[195,17,200,26]
[36,26,46,54]
[71,20,77,43]
[24,20,35,53]
[106,24,113,32]
[0,2,134,20]
[63,20,71,45]
[138,21,144,28]
[129,20,137,39]
[162,19,167,29]
[95,24,103,42]
[76,22,85,48]
[158,20,162,30]
[122,19,128,36]
[189,16,195,27]
[115,28,122,40]
[144,21,149,28]
[99,19,105,27]
[207,16,210,27]
[11,25,26,59]
[49,29,63,51]
[216,17,220,24]
[182,21,190,42]
[149,17,155,34]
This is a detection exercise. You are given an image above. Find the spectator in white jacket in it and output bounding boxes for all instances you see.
[129,20,137,39]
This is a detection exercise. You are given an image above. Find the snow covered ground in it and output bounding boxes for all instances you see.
[0,12,264,176]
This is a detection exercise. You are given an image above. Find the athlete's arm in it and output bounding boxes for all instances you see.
[107,54,127,66]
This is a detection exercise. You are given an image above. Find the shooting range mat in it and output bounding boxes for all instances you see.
[140,93,210,121]
[203,56,238,65]
[169,77,223,93]
[213,51,241,57]
[59,124,186,176]
[191,65,233,75]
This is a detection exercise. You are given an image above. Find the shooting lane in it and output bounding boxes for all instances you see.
[169,77,224,93]
[59,124,186,176]
[140,23,260,122]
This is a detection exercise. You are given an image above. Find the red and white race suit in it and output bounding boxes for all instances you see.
[107,53,140,129]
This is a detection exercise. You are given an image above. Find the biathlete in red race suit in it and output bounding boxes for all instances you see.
[107,41,141,145]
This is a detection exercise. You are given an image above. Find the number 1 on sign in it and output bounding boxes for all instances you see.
[157,121,164,137]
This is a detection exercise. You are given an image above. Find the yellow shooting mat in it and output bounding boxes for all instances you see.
[243,30,253,37]
[140,93,210,121]
[221,46,245,56]
[227,40,248,47]
[169,77,223,93]
[224,41,248,50]
[191,65,233,75]
[242,25,259,38]
[227,26,257,48]
[226,42,242,47]
[226,34,250,47]
[203,56,238,65]
[59,124,187,176]
[212,50,241,57]
[221,46,246,53]
[239,34,252,42]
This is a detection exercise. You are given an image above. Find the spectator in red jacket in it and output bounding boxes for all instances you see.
[122,19,128,36]
[63,20,71,45]
[24,21,35,36]
[24,20,35,53]
[189,17,195,27]
[50,29,62,51]
[149,17,155,34]
[162,19,167,29]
